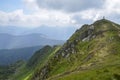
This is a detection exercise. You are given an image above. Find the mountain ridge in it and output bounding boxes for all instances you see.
[30,19,120,80]
[0,33,64,49]
[0,25,76,40]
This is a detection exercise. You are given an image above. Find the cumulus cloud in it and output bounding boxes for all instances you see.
[0,10,25,26]
[36,0,104,12]
[0,9,74,27]
[0,0,120,27]
[24,0,120,27]
[79,0,120,21]
[23,0,39,11]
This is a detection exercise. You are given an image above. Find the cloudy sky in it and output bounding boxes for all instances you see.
[0,0,120,28]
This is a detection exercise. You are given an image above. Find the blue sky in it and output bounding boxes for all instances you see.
[0,0,23,12]
[0,0,120,28]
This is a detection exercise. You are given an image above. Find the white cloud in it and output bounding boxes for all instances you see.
[0,10,24,26]
[79,0,120,21]
[0,0,120,28]
[0,0,78,27]
[104,0,120,14]
[36,0,104,12]
[23,0,39,11]
[0,9,75,27]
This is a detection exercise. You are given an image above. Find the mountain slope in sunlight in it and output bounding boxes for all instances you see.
[30,19,120,80]
[10,45,61,80]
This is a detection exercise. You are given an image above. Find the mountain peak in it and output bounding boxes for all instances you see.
[30,19,120,80]
[93,18,111,25]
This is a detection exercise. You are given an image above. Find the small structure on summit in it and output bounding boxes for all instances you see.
[103,16,105,20]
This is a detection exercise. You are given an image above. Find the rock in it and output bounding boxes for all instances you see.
[62,52,65,57]
[79,25,94,41]
[71,43,75,48]
[71,48,76,54]
[89,25,94,30]
[65,53,70,58]
[92,35,96,39]
[82,35,91,41]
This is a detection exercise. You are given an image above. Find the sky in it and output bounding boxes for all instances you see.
[0,0,120,28]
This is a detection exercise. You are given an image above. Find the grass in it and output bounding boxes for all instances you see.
[56,64,120,80]
[51,52,120,80]
[44,20,120,80]
[55,60,120,80]
[26,46,61,80]
[9,46,61,80]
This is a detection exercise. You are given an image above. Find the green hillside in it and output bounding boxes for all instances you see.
[0,60,25,80]
[30,19,120,80]
[10,45,61,80]
[0,45,60,80]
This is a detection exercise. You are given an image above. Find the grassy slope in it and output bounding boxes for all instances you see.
[52,20,120,80]
[0,60,25,80]
[0,66,14,80]
[31,19,120,80]
[10,45,61,80]
[27,45,61,80]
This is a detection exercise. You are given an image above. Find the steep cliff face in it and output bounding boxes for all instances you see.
[31,19,120,80]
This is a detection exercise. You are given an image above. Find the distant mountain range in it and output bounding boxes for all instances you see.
[0,26,64,65]
[0,26,76,40]
[23,26,77,40]
[0,46,43,65]
[0,33,64,49]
